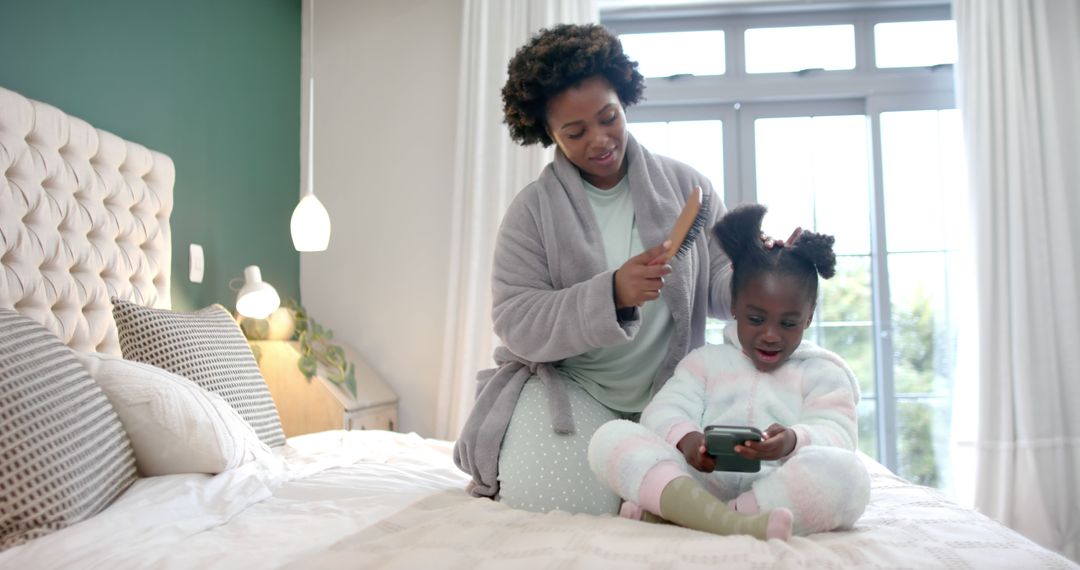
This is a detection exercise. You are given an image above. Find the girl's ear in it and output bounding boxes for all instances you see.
[804,303,816,328]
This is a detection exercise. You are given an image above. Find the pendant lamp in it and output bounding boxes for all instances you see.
[291,0,331,252]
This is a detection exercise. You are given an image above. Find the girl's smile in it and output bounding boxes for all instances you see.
[733,273,815,372]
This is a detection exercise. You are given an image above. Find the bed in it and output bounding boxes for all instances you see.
[0,85,1075,569]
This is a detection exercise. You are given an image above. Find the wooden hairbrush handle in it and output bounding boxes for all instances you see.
[659,186,704,262]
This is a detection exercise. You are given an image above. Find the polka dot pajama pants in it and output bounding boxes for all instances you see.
[498,376,631,516]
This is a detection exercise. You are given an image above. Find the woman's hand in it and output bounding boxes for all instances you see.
[761,227,803,249]
[614,242,673,308]
[734,423,796,461]
[677,432,716,473]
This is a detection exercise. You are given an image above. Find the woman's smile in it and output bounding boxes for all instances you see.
[544,76,629,189]
[591,148,618,166]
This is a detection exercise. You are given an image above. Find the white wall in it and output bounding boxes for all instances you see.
[301,0,463,437]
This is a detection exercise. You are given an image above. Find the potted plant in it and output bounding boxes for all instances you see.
[240,298,356,397]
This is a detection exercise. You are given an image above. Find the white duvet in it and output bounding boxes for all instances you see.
[2,430,1074,570]
[0,430,469,570]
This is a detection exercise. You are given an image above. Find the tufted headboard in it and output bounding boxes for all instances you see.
[0,86,173,355]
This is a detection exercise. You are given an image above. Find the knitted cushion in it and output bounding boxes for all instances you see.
[0,309,137,550]
[111,299,285,448]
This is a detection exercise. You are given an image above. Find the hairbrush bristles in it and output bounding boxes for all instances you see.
[673,189,710,259]
[659,187,711,263]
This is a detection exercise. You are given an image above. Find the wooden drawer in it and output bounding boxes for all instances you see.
[344,404,398,431]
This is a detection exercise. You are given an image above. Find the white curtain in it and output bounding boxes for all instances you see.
[435,0,598,440]
[954,0,1080,561]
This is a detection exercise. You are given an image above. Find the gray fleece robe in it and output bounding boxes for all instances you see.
[453,135,733,498]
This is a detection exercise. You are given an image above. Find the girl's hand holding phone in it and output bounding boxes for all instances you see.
[734,423,797,461]
[676,432,716,473]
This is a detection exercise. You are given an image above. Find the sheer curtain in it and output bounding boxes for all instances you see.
[954,0,1080,561]
[435,0,598,440]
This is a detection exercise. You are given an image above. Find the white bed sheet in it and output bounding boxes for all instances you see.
[0,430,469,570]
[1,430,1074,570]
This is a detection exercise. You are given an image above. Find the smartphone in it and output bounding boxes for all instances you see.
[704,425,764,473]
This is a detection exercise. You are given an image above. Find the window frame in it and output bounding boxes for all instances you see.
[604,2,956,474]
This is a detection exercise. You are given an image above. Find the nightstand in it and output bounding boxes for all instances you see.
[250,340,399,437]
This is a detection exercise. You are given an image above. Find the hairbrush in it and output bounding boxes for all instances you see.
[659,186,711,262]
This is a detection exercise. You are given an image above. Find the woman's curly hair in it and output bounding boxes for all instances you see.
[712,204,837,304]
[502,23,645,147]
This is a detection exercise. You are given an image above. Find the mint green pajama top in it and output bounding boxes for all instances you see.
[555,176,674,413]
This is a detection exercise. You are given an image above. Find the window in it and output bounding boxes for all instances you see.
[620,31,726,77]
[880,109,965,486]
[605,2,967,499]
[745,25,855,73]
[753,112,879,460]
[874,21,957,68]
[627,120,724,194]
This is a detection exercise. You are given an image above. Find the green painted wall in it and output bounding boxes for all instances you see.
[0,0,301,312]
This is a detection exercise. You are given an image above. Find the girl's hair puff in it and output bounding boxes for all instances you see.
[712,204,836,305]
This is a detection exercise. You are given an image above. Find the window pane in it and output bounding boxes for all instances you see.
[881,109,966,252]
[820,256,873,323]
[887,252,956,397]
[627,120,724,194]
[705,319,726,345]
[858,398,879,460]
[896,398,950,487]
[820,324,875,398]
[745,25,855,73]
[754,115,870,255]
[619,31,726,78]
[874,21,957,68]
[816,255,874,397]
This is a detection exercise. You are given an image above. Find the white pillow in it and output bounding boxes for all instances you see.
[75,352,272,476]
[111,299,286,447]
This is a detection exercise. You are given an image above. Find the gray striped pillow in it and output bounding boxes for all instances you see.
[0,309,137,550]
[111,299,285,448]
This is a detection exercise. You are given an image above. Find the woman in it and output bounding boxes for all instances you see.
[454,23,764,516]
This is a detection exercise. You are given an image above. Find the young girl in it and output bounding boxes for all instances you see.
[587,204,870,540]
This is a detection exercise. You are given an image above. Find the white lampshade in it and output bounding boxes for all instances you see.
[236,265,281,319]
[295,1,331,254]
[290,193,331,252]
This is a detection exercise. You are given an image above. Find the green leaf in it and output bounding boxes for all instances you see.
[286,298,356,398]
[344,364,357,398]
[240,317,269,340]
[298,355,317,379]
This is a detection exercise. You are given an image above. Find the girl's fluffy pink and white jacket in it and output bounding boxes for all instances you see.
[589,326,870,534]
[644,325,861,457]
